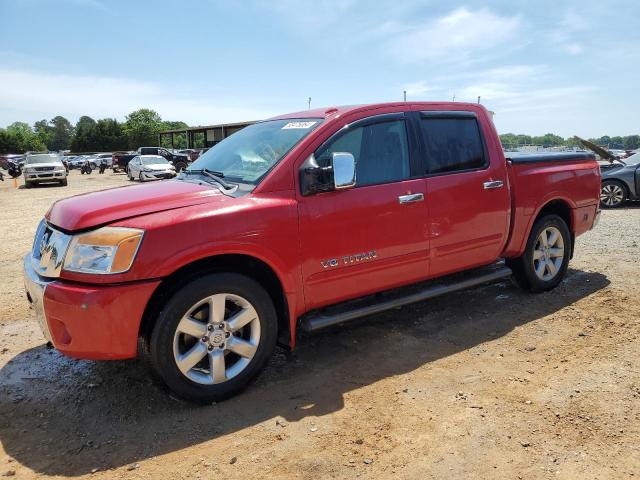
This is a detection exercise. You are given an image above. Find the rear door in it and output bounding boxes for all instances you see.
[298,112,430,310]
[415,110,510,277]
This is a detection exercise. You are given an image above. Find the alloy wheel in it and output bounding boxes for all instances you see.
[532,226,564,281]
[172,293,260,385]
[600,184,624,207]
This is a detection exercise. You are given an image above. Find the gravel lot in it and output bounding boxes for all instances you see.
[0,171,638,479]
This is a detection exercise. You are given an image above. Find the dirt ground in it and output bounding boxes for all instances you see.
[0,171,639,479]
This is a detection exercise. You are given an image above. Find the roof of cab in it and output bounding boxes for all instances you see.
[269,102,486,121]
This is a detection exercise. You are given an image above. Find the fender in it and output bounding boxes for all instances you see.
[503,193,577,258]
[147,241,305,346]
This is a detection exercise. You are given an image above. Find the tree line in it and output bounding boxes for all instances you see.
[2,110,639,154]
[0,109,189,154]
[500,132,640,150]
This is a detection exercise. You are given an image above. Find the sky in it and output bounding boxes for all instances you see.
[0,0,638,137]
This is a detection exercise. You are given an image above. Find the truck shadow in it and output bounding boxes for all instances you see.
[0,268,609,476]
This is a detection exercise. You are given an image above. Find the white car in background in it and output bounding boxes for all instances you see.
[127,155,176,181]
[23,153,68,188]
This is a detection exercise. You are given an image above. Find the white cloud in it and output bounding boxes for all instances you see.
[70,0,107,10]
[563,43,583,55]
[386,7,522,63]
[0,68,272,127]
[402,80,434,96]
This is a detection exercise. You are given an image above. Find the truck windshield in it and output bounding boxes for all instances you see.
[186,118,322,184]
[26,154,61,164]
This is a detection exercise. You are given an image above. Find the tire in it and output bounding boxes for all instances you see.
[149,273,278,403]
[139,172,144,182]
[507,214,571,293]
[25,180,32,189]
[60,178,68,186]
[600,180,628,208]
[175,162,187,172]
[128,169,134,181]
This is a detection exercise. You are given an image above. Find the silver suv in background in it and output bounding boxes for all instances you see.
[23,153,68,188]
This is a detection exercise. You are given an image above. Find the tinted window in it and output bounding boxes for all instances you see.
[419,117,486,174]
[316,120,410,187]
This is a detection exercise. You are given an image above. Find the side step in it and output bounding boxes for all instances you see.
[300,265,512,332]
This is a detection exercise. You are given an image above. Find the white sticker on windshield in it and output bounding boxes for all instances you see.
[282,121,317,130]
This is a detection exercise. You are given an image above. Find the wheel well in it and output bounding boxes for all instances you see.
[535,199,574,257]
[139,254,290,351]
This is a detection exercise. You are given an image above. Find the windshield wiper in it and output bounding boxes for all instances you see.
[183,168,236,190]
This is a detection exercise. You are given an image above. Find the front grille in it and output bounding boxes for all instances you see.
[35,166,55,172]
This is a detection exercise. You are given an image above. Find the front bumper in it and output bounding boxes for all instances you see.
[23,254,161,360]
[25,171,66,181]
[141,170,176,180]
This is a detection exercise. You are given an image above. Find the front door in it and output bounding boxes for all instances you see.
[298,113,429,310]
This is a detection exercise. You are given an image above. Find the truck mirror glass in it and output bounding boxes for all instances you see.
[332,152,356,190]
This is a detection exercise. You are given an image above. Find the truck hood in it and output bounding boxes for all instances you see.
[46,179,224,232]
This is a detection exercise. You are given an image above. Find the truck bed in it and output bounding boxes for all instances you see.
[503,151,600,257]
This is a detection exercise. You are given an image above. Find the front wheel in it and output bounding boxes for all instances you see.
[507,214,571,293]
[149,273,278,403]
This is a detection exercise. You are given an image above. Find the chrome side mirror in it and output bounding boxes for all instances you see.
[332,152,356,190]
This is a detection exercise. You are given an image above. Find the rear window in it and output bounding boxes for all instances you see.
[141,156,168,165]
[418,115,486,174]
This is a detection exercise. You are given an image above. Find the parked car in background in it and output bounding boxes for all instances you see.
[67,155,88,169]
[94,153,113,167]
[23,153,67,187]
[113,147,190,173]
[178,149,201,161]
[599,152,640,207]
[1,154,25,177]
[23,102,601,403]
[609,149,628,159]
[127,155,176,181]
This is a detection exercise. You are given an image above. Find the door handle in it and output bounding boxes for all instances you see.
[398,193,424,204]
[483,180,504,190]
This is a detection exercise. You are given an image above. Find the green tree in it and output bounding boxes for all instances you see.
[70,116,97,152]
[48,116,74,151]
[34,119,53,148]
[124,108,163,149]
[94,118,129,151]
[531,133,564,147]
[4,122,46,152]
[0,129,21,153]
[623,135,640,150]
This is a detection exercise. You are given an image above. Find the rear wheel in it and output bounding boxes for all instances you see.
[149,273,277,403]
[507,214,571,292]
[600,180,627,208]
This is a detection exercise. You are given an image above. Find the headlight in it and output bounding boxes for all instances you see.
[63,227,144,274]
[24,167,35,174]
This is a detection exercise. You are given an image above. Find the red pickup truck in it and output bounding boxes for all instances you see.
[24,102,601,402]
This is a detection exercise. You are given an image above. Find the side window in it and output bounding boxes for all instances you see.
[316,119,410,187]
[419,116,486,174]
